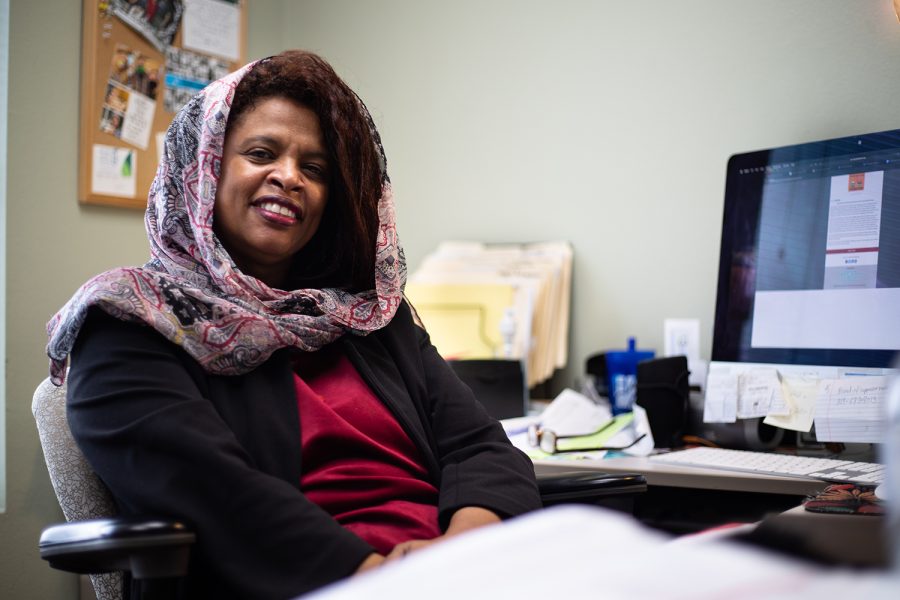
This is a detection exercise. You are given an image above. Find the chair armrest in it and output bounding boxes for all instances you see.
[537,471,647,506]
[39,517,195,580]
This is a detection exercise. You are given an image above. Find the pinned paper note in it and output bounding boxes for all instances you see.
[703,371,738,423]
[737,368,783,418]
[120,91,155,150]
[766,374,791,416]
[813,377,887,443]
[91,144,136,198]
[183,0,241,61]
[764,376,819,432]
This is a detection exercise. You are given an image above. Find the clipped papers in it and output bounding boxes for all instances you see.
[703,363,890,442]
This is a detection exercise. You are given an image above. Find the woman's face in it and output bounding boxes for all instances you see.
[214,96,330,288]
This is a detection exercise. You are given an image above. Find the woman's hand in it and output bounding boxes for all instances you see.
[384,506,502,563]
[354,552,386,575]
[444,506,501,537]
[384,539,436,562]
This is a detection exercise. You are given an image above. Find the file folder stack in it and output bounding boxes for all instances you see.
[405,241,573,387]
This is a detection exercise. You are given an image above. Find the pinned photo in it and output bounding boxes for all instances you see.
[164,46,229,113]
[100,107,124,137]
[109,0,183,52]
[104,82,129,113]
[109,45,161,100]
[101,44,159,149]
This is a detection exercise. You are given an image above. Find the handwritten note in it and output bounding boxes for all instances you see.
[120,91,155,150]
[737,368,782,418]
[183,0,240,61]
[764,376,819,432]
[813,377,886,443]
[703,371,738,423]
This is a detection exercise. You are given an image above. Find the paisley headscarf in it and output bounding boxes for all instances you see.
[47,58,406,385]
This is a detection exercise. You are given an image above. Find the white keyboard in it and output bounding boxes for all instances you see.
[650,447,885,484]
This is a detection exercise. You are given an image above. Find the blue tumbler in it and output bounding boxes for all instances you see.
[605,337,655,414]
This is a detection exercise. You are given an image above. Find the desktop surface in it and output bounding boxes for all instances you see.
[534,454,828,495]
[534,453,830,535]
[750,504,888,568]
[534,450,887,561]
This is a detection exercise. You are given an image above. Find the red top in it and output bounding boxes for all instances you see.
[295,347,440,555]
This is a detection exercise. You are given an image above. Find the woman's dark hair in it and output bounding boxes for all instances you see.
[228,50,384,292]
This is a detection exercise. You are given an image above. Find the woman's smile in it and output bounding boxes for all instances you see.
[253,195,303,225]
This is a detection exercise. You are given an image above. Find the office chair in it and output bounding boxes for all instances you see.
[32,377,195,600]
[33,378,646,600]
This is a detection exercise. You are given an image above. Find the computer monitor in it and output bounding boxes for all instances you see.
[710,128,900,443]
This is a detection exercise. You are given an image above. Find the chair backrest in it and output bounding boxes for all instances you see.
[32,377,124,600]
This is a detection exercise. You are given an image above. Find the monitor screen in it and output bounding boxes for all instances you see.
[712,128,900,371]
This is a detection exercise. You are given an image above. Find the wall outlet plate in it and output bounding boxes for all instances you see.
[664,318,700,360]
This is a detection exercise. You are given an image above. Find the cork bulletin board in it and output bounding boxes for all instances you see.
[79,0,247,208]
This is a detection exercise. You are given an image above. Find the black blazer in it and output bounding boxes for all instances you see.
[67,302,541,599]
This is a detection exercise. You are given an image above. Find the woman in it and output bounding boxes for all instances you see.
[47,51,541,599]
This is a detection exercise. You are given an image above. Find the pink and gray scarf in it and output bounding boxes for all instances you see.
[47,60,405,385]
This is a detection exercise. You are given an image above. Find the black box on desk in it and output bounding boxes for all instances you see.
[447,359,528,420]
[636,356,690,449]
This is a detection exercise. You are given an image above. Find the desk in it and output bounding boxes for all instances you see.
[534,456,829,534]
[749,504,888,568]
[534,456,888,567]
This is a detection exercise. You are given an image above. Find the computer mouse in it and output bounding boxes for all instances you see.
[874,483,887,501]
